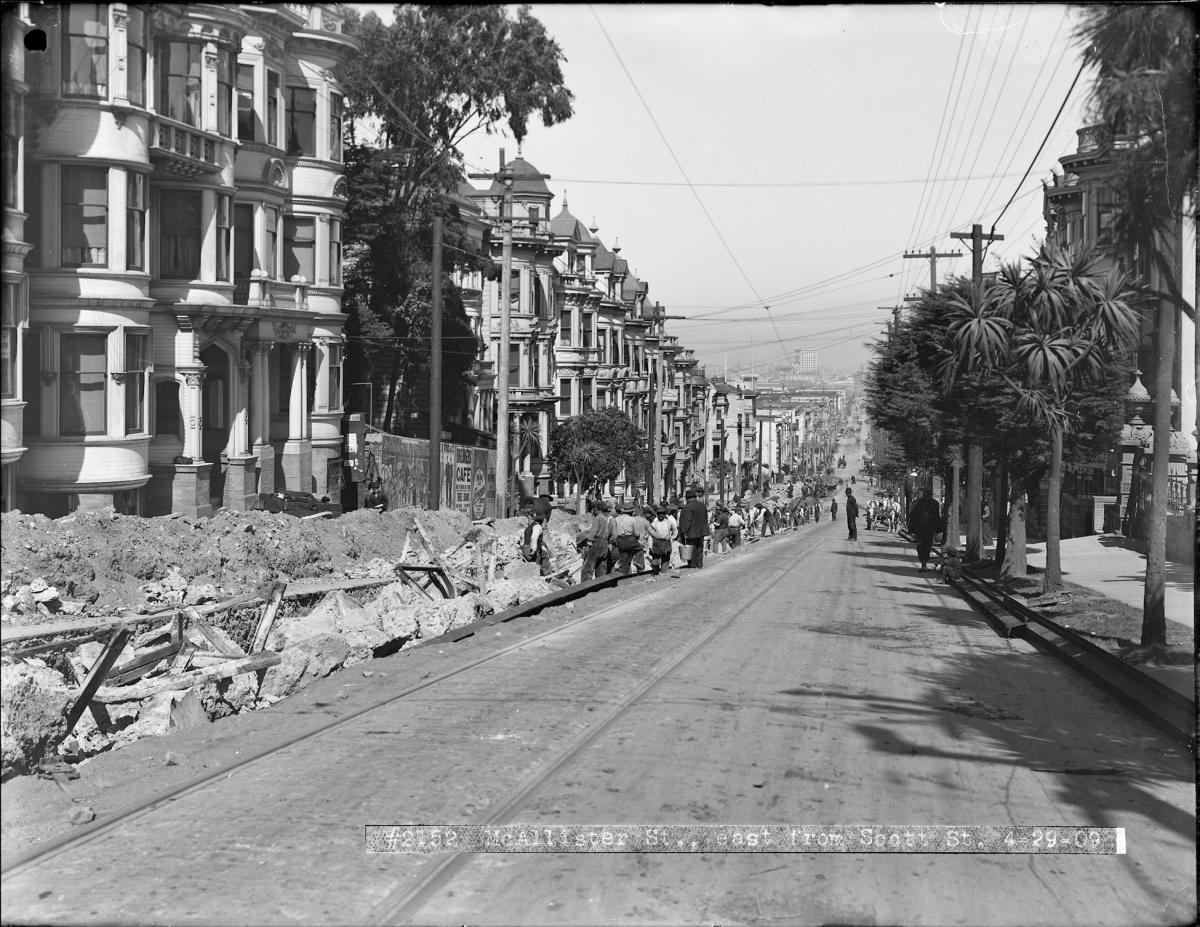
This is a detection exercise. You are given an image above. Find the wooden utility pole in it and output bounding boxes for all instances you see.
[650,302,663,504]
[950,223,1003,562]
[903,245,961,294]
[428,212,444,509]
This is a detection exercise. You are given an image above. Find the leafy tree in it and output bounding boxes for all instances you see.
[340,5,574,432]
[1074,5,1196,647]
[548,409,648,513]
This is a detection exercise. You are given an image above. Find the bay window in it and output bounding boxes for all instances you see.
[329,93,343,162]
[157,41,202,127]
[284,215,314,282]
[60,332,108,436]
[127,6,147,106]
[124,332,149,435]
[329,218,342,286]
[61,166,108,268]
[216,194,232,282]
[1,282,17,399]
[2,92,18,209]
[63,4,108,99]
[287,87,316,157]
[159,189,202,279]
[126,172,146,271]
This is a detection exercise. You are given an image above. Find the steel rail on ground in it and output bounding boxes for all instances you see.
[368,527,830,925]
[0,524,807,880]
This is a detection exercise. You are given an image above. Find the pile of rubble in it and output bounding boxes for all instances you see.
[0,505,588,780]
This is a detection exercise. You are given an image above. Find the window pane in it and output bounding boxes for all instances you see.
[3,92,19,208]
[329,93,343,162]
[126,172,145,271]
[559,308,571,346]
[61,333,108,436]
[327,343,342,409]
[559,379,571,416]
[216,194,231,282]
[159,42,202,127]
[159,189,201,278]
[0,327,14,399]
[266,71,280,146]
[234,204,255,279]
[328,218,341,286]
[236,63,256,141]
[581,378,593,413]
[127,7,146,106]
[61,167,108,267]
[581,312,593,348]
[283,216,314,281]
[216,49,233,137]
[23,329,41,435]
[286,88,316,156]
[265,207,278,277]
[63,4,108,98]
[124,332,148,434]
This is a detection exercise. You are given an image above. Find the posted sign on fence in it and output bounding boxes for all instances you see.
[359,431,495,519]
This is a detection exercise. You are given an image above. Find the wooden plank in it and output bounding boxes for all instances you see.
[7,633,104,659]
[283,576,394,598]
[64,654,113,731]
[0,593,263,645]
[393,566,434,602]
[170,642,196,674]
[186,607,246,657]
[106,640,183,687]
[250,582,287,654]
[92,652,281,703]
[65,626,131,734]
[412,518,457,598]
[400,531,411,563]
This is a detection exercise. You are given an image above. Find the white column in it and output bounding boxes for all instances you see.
[231,348,250,456]
[288,343,312,441]
[179,367,205,459]
[249,341,271,450]
[200,189,216,282]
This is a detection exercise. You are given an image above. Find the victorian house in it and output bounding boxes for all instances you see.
[3,2,355,517]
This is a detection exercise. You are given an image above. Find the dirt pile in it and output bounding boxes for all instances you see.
[1,504,577,776]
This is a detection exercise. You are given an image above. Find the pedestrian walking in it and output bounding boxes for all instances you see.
[727,506,744,546]
[712,506,730,553]
[634,506,653,572]
[844,487,859,540]
[647,507,674,575]
[612,500,642,575]
[906,487,942,571]
[830,496,838,518]
[677,488,710,568]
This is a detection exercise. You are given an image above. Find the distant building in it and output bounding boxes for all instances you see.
[793,350,818,374]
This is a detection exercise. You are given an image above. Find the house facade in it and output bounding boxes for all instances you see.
[3,2,355,517]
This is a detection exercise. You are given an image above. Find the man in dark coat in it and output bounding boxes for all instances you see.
[677,488,710,568]
[907,487,943,571]
[844,487,859,540]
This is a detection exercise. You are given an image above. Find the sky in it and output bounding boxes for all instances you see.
[350,4,1093,377]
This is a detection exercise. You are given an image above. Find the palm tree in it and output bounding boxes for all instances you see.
[943,243,1139,594]
[564,439,606,514]
[1074,5,1196,647]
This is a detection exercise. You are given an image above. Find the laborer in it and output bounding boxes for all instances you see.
[677,488,710,569]
[634,506,654,572]
[727,505,745,547]
[907,487,942,572]
[520,512,551,576]
[844,487,859,540]
[578,500,613,581]
[612,500,642,575]
[647,507,674,575]
[712,505,730,553]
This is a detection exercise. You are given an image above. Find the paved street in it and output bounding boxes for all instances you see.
[4,439,1193,926]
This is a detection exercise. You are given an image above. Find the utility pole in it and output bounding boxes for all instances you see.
[950,223,1003,562]
[903,245,961,295]
[470,151,516,518]
[428,211,443,509]
[649,302,663,504]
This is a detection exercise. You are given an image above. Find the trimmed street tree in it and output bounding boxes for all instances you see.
[548,409,649,513]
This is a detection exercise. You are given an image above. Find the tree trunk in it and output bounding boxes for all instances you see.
[1001,487,1027,583]
[1043,429,1063,594]
[943,449,962,552]
[382,349,402,434]
[1140,294,1175,647]
[965,443,983,562]
[994,463,1009,568]
[573,468,586,515]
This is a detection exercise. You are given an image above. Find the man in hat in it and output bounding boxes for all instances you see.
[612,499,643,574]
[531,492,556,560]
[677,488,710,568]
[844,487,859,540]
[906,487,942,571]
[579,500,613,581]
[712,505,730,554]
[647,506,675,575]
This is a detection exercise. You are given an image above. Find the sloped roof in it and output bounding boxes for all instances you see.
[484,156,552,197]
[549,201,593,242]
[621,273,642,301]
[593,239,616,271]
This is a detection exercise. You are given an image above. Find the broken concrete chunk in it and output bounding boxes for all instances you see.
[1,659,74,780]
[258,633,351,700]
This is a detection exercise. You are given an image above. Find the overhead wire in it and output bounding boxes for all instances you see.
[588,3,792,368]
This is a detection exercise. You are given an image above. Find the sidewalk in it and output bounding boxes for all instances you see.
[1021,533,1193,630]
